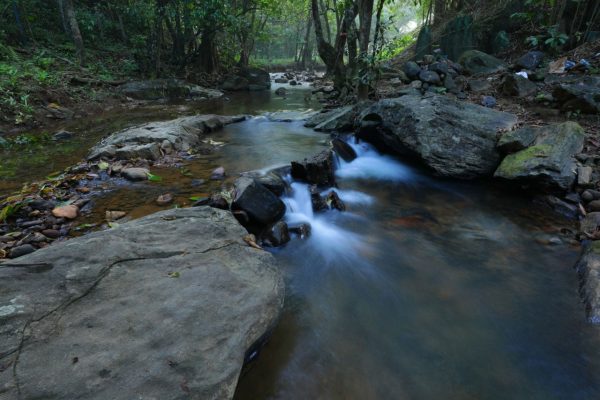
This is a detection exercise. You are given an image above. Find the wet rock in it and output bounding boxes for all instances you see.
[429,61,449,76]
[574,241,600,324]
[497,127,538,153]
[241,170,287,197]
[120,79,223,100]
[516,51,545,70]
[304,105,360,132]
[578,166,593,186]
[310,185,328,212]
[20,220,44,229]
[89,115,243,161]
[495,122,586,192]
[122,168,149,181]
[274,78,288,84]
[156,194,174,206]
[9,244,36,258]
[210,167,226,181]
[500,74,538,97]
[291,150,336,186]
[419,70,441,85]
[0,207,284,399]
[332,138,357,162]
[52,130,74,141]
[232,177,286,228]
[552,76,600,114]
[289,80,297,86]
[535,195,579,219]
[191,179,206,187]
[458,50,506,75]
[443,75,458,93]
[403,61,422,80]
[480,96,497,108]
[262,221,291,247]
[29,199,56,211]
[326,191,346,211]
[358,95,518,179]
[288,223,311,239]
[51,205,79,220]
[275,87,287,96]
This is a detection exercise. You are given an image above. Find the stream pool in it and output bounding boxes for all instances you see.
[1,79,599,399]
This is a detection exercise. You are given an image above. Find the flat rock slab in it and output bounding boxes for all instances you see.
[0,207,283,400]
[88,115,245,161]
[358,95,518,179]
[119,79,224,101]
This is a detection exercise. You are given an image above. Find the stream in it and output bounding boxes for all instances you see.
[2,79,600,399]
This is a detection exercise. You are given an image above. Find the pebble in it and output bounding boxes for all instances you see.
[210,167,226,180]
[582,190,595,202]
[9,244,36,258]
[42,229,61,239]
[156,194,174,206]
[52,205,79,219]
[588,200,600,212]
[122,167,149,181]
[106,211,127,222]
[481,96,497,108]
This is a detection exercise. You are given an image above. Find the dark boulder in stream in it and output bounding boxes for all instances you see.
[291,150,336,186]
[119,79,223,101]
[0,207,284,399]
[221,67,271,91]
[232,177,286,228]
[332,138,357,162]
[358,94,518,179]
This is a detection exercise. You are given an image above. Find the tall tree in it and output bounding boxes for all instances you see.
[61,0,85,65]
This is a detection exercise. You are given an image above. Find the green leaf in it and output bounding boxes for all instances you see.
[146,172,162,182]
[168,271,180,278]
[98,161,109,171]
[108,222,120,229]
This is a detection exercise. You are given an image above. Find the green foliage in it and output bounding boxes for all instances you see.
[526,25,569,52]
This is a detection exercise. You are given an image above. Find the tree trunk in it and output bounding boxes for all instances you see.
[63,0,84,65]
[57,0,69,35]
[357,0,374,100]
[300,9,314,69]
[12,0,27,45]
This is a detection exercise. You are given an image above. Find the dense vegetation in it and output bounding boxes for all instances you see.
[0,0,598,125]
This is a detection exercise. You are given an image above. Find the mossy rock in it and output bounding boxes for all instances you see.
[458,50,506,75]
[494,122,586,192]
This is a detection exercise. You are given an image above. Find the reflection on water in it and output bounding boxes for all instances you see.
[235,142,600,400]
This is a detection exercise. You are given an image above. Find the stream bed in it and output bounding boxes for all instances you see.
[2,81,600,399]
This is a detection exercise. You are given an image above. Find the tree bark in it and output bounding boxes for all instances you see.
[357,0,374,100]
[63,0,84,65]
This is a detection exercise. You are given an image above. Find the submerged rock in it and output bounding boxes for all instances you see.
[495,122,585,192]
[119,79,223,101]
[0,207,284,399]
[575,241,600,324]
[121,167,149,181]
[357,95,518,179]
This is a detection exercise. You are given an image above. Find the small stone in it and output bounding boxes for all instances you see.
[275,87,287,96]
[326,191,346,211]
[578,166,593,186]
[409,80,423,89]
[156,194,174,206]
[9,244,36,258]
[210,167,226,180]
[76,187,91,194]
[582,190,595,203]
[42,229,61,239]
[19,220,44,229]
[481,96,497,108]
[106,211,127,222]
[588,200,600,212]
[332,138,357,163]
[52,130,74,141]
[122,168,149,181]
[419,70,441,85]
[288,223,312,239]
[422,55,435,64]
[52,205,79,219]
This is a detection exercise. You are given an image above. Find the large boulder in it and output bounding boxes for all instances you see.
[574,241,600,324]
[0,207,284,399]
[458,50,506,75]
[552,76,600,114]
[500,74,538,97]
[304,103,370,132]
[515,51,545,70]
[119,79,223,101]
[88,114,244,161]
[357,95,518,179]
[221,68,271,91]
[232,177,286,228]
[494,122,586,192]
[291,150,336,186]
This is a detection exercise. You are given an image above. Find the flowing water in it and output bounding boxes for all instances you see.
[2,79,599,399]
